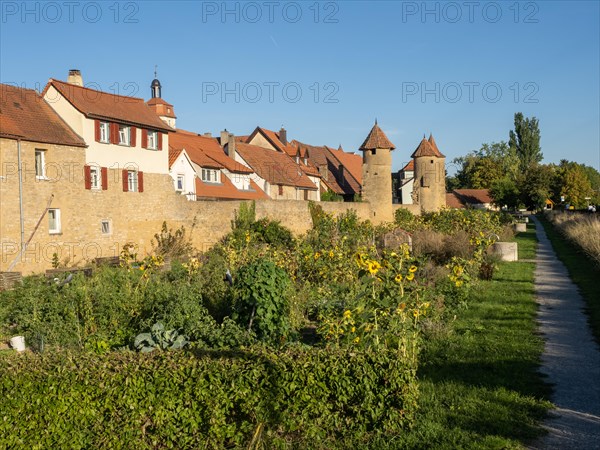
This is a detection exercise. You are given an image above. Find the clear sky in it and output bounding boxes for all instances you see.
[1,1,599,173]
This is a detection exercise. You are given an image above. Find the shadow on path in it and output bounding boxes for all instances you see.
[529,216,600,450]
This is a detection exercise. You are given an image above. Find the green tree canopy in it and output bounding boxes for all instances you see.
[509,113,543,171]
[451,141,518,189]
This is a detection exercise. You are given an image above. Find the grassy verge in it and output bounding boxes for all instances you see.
[386,224,551,449]
[538,214,600,345]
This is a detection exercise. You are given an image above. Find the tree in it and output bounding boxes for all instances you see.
[452,141,518,189]
[509,113,543,171]
[520,164,554,210]
[561,166,593,209]
[490,177,521,209]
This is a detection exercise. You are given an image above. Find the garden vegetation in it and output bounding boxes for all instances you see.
[0,204,550,448]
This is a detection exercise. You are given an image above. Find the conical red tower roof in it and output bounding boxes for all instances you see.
[411,137,437,158]
[428,133,445,157]
[360,121,396,151]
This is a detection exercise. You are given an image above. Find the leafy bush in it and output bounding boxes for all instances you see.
[133,322,188,352]
[232,260,292,344]
[0,347,418,448]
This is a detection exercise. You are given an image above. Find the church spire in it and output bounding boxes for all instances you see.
[151,65,162,99]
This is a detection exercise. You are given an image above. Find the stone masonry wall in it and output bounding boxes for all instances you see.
[1,138,417,275]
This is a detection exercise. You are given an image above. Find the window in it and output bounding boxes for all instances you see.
[122,169,143,192]
[35,150,46,178]
[201,168,220,183]
[127,170,138,192]
[48,208,61,234]
[101,220,111,235]
[147,131,158,150]
[304,189,309,200]
[118,125,130,146]
[90,166,100,190]
[99,122,110,143]
[176,174,185,192]
[278,184,284,195]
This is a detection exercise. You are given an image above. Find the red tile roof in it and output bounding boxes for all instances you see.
[45,79,172,131]
[236,142,317,189]
[328,145,363,185]
[291,140,361,196]
[248,127,287,152]
[168,147,184,168]
[147,97,176,118]
[360,122,396,150]
[195,176,268,201]
[411,137,437,158]
[1,83,86,147]
[401,160,415,171]
[446,192,465,209]
[170,129,253,173]
[454,189,493,205]
[428,134,445,157]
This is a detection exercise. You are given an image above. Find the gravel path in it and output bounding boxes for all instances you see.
[529,216,600,449]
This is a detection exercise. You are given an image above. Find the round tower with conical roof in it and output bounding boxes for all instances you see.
[411,133,446,212]
[360,121,396,222]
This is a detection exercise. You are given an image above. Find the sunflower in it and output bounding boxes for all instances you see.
[406,273,415,281]
[409,265,417,273]
[367,261,381,274]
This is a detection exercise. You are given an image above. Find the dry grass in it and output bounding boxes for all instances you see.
[545,211,600,266]
[412,229,473,263]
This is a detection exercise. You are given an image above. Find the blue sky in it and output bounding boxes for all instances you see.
[1,1,599,173]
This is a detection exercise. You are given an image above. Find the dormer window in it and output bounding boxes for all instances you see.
[201,168,220,183]
[99,122,110,143]
[118,125,131,146]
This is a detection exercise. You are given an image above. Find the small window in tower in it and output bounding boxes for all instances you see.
[372,149,377,156]
[430,160,434,164]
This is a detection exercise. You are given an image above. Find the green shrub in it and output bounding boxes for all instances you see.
[232,260,292,344]
[0,347,418,448]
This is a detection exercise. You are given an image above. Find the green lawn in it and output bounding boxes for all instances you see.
[538,214,600,345]
[384,224,552,449]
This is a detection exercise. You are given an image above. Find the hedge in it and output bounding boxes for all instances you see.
[0,347,418,448]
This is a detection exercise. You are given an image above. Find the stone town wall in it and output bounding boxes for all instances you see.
[1,138,417,275]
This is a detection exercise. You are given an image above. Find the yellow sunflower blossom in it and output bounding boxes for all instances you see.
[406,273,415,281]
[367,261,381,274]
[409,265,417,273]
[395,273,403,282]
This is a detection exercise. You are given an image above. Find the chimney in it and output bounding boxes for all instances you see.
[227,133,237,160]
[67,69,83,86]
[279,127,287,145]
[203,132,212,138]
[220,129,229,146]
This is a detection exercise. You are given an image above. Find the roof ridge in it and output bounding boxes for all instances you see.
[50,79,145,103]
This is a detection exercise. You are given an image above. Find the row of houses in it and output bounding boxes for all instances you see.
[27,70,365,203]
[3,69,494,273]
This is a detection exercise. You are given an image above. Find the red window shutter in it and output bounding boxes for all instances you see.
[101,167,108,190]
[138,171,144,193]
[122,169,129,192]
[94,120,101,142]
[130,126,136,147]
[157,132,163,151]
[111,123,119,145]
[84,165,91,189]
[141,129,148,149]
